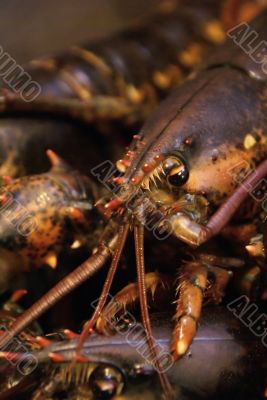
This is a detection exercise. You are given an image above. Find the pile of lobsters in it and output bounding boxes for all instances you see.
[0,1,266,399]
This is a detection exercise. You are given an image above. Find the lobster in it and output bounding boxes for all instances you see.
[0,0,226,131]
[0,0,228,289]
[0,150,102,293]
[0,0,229,329]
[0,5,267,399]
[0,308,266,400]
[1,1,266,398]
[0,2,229,299]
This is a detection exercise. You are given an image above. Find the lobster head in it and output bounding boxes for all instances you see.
[104,64,266,244]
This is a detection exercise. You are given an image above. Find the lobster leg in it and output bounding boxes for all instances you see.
[97,257,234,361]
[0,89,134,124]
[171,261,207,360]
[96,272,173,335]
[172,261,233,360]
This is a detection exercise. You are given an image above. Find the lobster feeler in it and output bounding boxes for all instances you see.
[76,224,130,355]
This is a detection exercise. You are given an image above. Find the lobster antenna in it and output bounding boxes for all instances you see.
[206,159,267,239]
[0,242,116,349]
[77,223,130,354]
[134,224,173,398]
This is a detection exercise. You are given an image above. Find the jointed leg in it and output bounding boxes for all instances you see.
[0,89,134,123]
[172,259,234,360]
[171,262,207,360]
[96,272,173,335]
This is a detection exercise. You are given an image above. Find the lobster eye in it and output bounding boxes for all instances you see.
[167,164,189,187]
[90,365,124,399]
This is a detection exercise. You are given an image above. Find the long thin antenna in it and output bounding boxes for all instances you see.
[134,224,173,398]
[0,244,114,349]
[77,223,129,354]
[205,159,267,239]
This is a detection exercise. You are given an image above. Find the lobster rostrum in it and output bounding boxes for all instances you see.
[1,6,267,399]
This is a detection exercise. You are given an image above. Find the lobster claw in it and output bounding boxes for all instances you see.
[0,151,103,292]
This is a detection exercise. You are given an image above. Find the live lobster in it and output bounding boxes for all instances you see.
[0,2,267,400]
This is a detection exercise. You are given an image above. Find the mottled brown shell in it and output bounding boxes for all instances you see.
[0,152,101,292]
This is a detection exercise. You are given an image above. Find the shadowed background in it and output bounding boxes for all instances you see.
[0,0,161,64]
